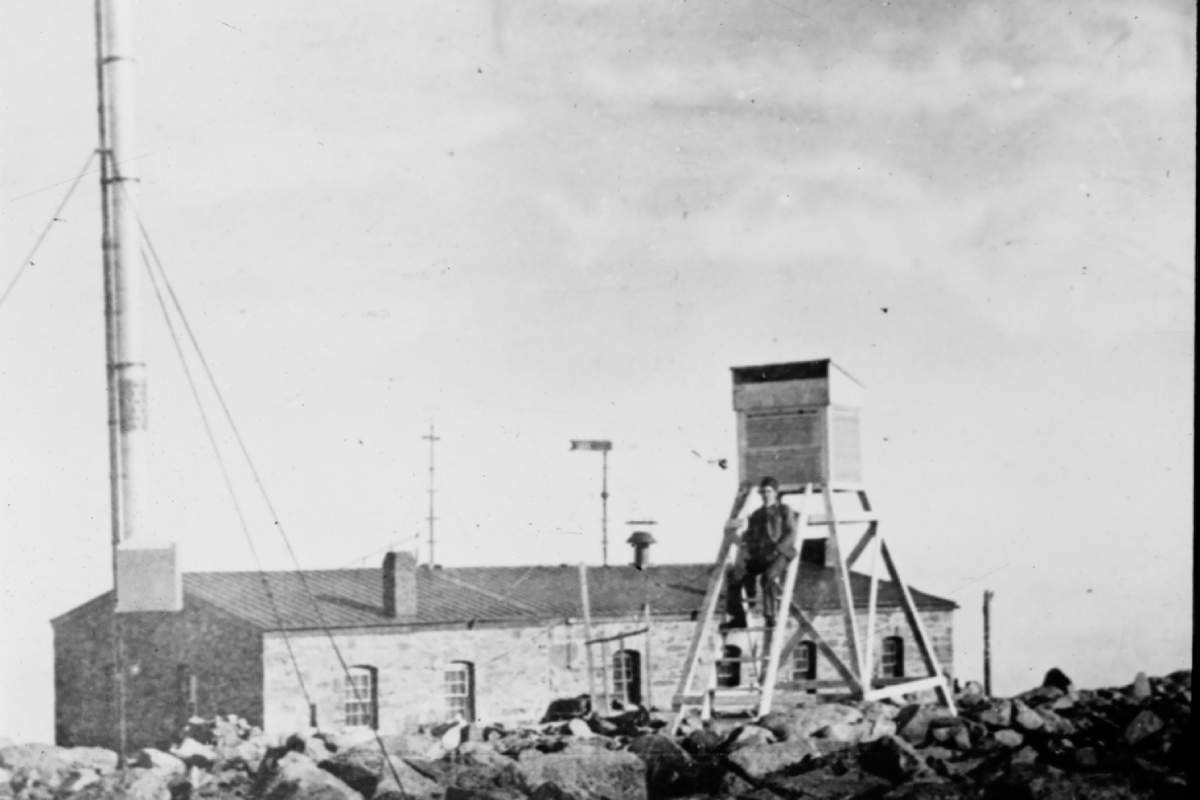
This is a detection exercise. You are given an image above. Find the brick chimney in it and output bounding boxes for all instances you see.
[382,551,418,618]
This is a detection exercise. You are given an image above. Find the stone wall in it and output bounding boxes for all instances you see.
[53,595,263,749]
[261,607,953,735]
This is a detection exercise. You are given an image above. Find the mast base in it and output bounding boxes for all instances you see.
[115,540,182,613]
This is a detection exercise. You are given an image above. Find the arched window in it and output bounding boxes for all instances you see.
[612,649,642,705]
[716,645,742,687]
[791,640,817,682]
[881,636,905,678]
[344,665,378,728]
[445,661,476,721]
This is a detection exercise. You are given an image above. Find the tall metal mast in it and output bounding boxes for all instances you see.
[99,0,146,552]
[422,421,440,565]
[98,0,180,613]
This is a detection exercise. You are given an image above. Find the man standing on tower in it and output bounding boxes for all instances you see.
[722,476,798,630]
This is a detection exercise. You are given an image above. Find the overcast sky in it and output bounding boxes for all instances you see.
[1,0,1193,743]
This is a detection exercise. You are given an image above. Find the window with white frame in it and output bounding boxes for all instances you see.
[791,640,817,682]
[344,665,378,728]
[445,661,475,721]
[612,649,642,704]
[881,636,905,678]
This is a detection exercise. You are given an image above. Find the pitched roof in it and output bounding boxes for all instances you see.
[174,562,955,631]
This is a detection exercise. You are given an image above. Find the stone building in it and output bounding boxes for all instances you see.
[52,550,955,748]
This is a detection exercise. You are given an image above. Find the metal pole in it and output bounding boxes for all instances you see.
[983,589,994,696]
[94,0,128,761]
[601,449,609,566]
[101,0,149,549]
[422,421,440,565]
[643,600,653,710]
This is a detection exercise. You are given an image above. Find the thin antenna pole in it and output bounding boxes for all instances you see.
[601,449,609,567]
[422,422,440,565]
[983,589,994,696]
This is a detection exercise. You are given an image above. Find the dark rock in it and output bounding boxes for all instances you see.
[408,757,528,796]
[626,734,693,795]
[596,707,650,736]
[1123,711,1164,746]
[1033,709,1075,737]
[722,725,776,752]
[680,729,724,756]
[527,783,581,800]
[767,769,891,799]
[540,696,591,723]
[893,706,939,746]
[1041,668,1072,693]
[444,788,526,800]
[858,736,930,783]
[880,781,967,800]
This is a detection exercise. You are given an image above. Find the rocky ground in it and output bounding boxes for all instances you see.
[0,669,1190,799]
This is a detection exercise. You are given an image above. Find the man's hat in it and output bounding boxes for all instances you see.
[758,476,779,490]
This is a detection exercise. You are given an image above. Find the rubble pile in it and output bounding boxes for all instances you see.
[0,669,1189,800]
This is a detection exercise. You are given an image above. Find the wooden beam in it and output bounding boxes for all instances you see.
[879,540,956,714]
[671,484,752,707]
[824,485,863,680]
[585,627,649,646]
[756,484,813,717]
[789,601,864,694]
[844,522,877,568]
[807,514,879,527]
[863,675,947,702]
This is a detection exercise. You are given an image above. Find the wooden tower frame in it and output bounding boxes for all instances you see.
[671,361,955,730]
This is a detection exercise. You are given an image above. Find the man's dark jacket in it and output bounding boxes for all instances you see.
[742,503,798,565]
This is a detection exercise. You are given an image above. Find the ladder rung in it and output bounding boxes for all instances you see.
[807,514,878,526]
[721,625,776,634]
[711,687,763,698]
[672,693,708,706]
[714,656,766,664]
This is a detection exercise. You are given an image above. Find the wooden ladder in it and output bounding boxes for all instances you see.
[669,484,816,733]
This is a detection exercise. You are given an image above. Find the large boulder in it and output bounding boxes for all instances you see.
[626,734,693,795]
[407,757,529,797]
[518,751,646,800]
[133,750,186,778]
[258,752,361,800]
[317,746,439,799]
[722,725,776,752]
[0,744,77,791]
[725,739,818,781]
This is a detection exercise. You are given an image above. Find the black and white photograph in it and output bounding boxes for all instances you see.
[1,1,1193,797]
